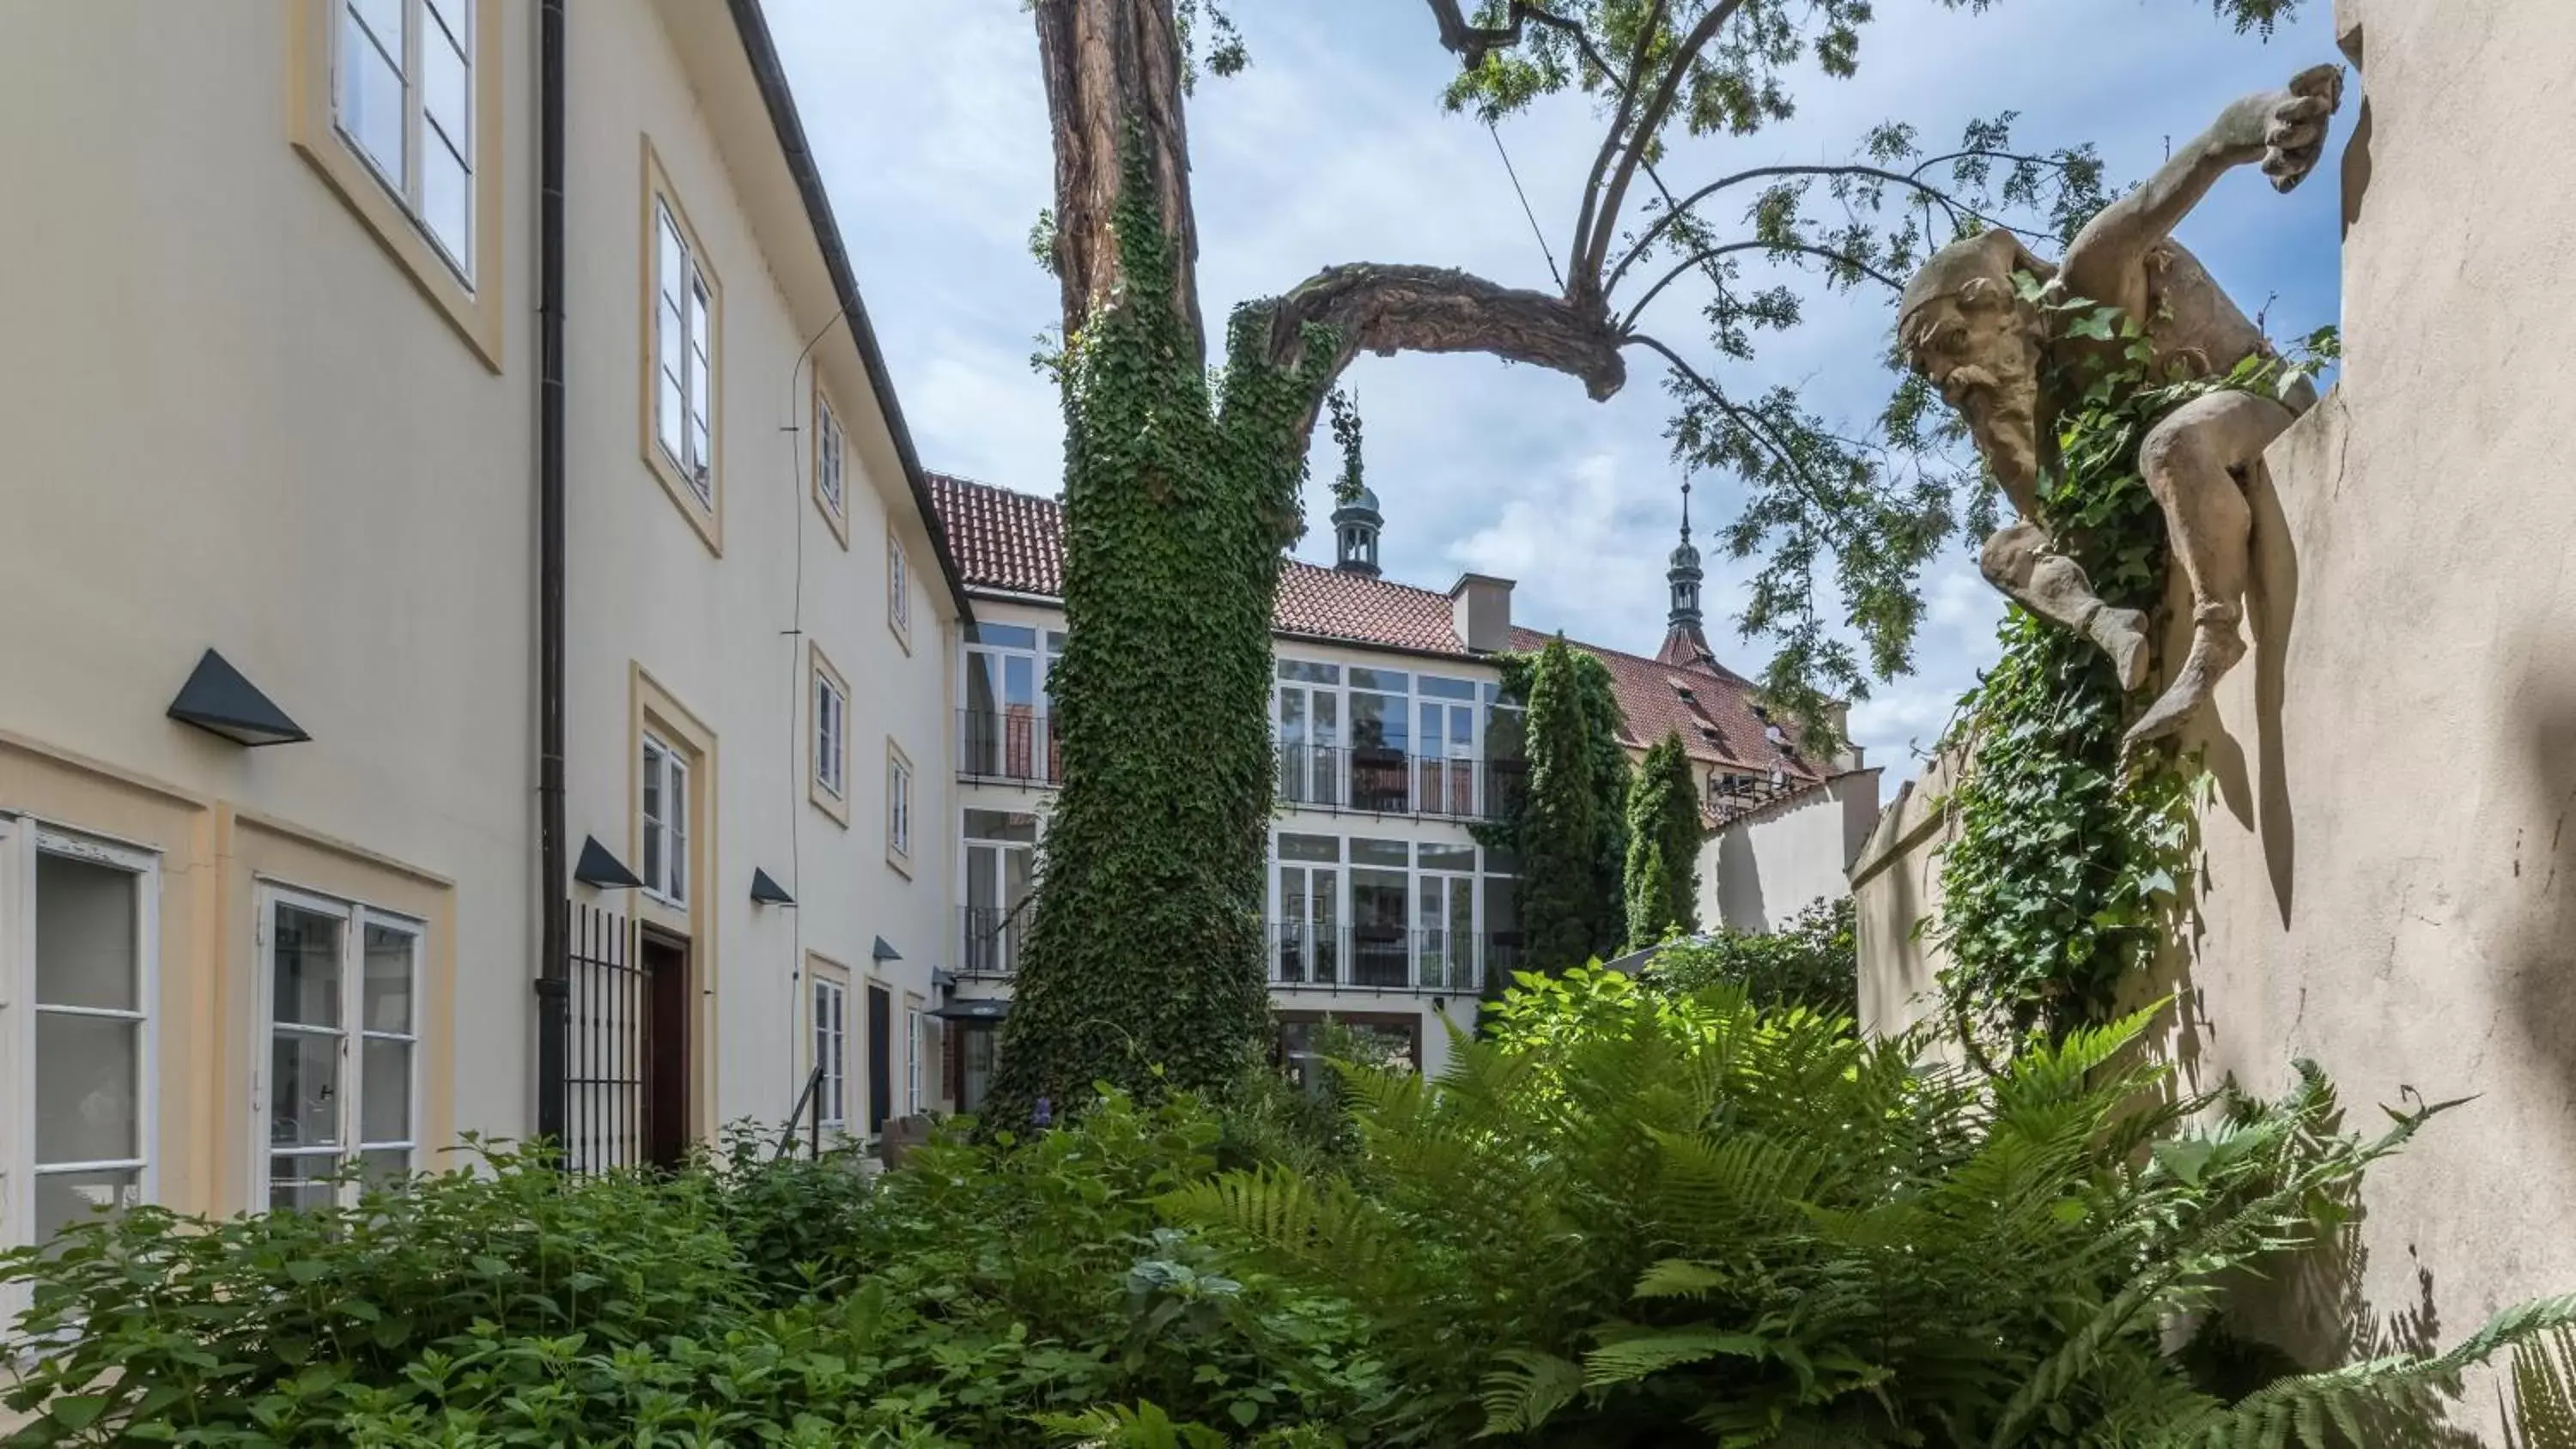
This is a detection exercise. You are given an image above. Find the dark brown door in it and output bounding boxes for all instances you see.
[866,983,893,1135]
[641,932,691,1170]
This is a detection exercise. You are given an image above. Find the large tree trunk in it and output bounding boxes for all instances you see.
[1033,0,1203,357]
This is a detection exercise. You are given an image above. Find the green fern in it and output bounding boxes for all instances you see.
[2512,1326,2576,1449]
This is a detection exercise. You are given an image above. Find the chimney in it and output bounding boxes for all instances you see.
[1449,573,1514,654]
[1824,700,1862,773]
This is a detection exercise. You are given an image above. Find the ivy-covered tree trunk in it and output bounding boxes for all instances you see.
[1624,731,1703,951]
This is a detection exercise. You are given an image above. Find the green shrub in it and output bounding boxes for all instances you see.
[1168,967,2576,1446]
[1647,896,1857,1018]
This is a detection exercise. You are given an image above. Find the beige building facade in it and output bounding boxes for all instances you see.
[1853,0,2576,1426]
[0,0,966,1250]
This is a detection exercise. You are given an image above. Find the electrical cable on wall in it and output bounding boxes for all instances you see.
[780,304,854,1116]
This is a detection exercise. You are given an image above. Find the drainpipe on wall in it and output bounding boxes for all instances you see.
[533,0,570,1147]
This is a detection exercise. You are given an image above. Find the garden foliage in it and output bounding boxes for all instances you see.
[1649,896,1858,1018]
[1622,731,1704,953]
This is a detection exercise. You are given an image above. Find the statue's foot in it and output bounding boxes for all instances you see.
[2087,606,2153,693]
[2123,621,2247,749]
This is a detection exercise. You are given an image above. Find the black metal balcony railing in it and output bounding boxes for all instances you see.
[958,710,1060,785]
[958,905,1024,977]
[1275,744,1528,822]
[1267,924,1497,994]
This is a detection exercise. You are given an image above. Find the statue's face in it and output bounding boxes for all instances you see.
[1903,270,2044,494]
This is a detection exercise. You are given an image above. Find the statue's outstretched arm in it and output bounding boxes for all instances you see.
[2063,64,2342,280]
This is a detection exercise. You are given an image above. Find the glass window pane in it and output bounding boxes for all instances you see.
[656,373,684,463]
[34,1169,140,1243]
[337,8,404,182]
[422,25,469,149]
[1277,660,1339,684]
[966,623,1037,649]
[1350,838,1407,868]
[424,0,468,48]
[361,1038,412,1143]
[658,213,683,307]
[963,809,1037,844]
[422,135,470,271]
[690,418,712,488]
[35,853,138,1010]
[351,0,404,57]
[1419,843,1476,872]
[273,904,344,1028]
[359,1149,412,1191]
[1279,834,1339,863]
[269,1155,341,1213]
[1351,667,1410,692]
[36,1014,138,1165]
[271,1030,343,1149]
[363,924,416,1033]
[641,818,664,894]
[1419,676,1478,700]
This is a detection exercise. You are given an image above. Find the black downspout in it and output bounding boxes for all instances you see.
[534,0,570,1149]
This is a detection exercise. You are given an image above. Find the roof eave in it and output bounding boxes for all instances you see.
[724,0,977,629]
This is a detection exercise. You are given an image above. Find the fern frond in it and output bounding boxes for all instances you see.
[1632,1258,1730,1300]
[2512,1325,2576,1449]
[1479,1348,1585,1436]
[1582,1325,1771,1386]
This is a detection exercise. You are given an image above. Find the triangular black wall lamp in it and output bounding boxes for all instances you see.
[167,649,309,746]
[574,835,645,889]
[750,868,796,906]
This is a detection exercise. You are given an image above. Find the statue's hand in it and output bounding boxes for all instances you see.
[2261,64,2343,193]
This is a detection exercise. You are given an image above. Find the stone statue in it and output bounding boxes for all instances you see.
[1900,64,2344,747]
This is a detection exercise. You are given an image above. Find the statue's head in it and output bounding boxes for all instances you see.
[1899,229,2055,488]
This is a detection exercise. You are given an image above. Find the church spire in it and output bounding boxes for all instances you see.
[1656,482,1714,668]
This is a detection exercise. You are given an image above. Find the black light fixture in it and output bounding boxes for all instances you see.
[167,648,309,747]
[573,835,644,889]
[750,868,796,906]
[872,937,902,963]
[932,997,1008,1022]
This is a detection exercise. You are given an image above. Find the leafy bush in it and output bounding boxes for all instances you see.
[1168,967,2576,1446]
[1649,896,1858,1018]
[0,1097,1386,1447]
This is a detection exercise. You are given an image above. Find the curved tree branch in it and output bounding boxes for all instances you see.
[1608,161,2050,299]
[1581,0,1750,288]
[1619,239,1903,331]
[1566,0,1671,302]
[1255,262,1631,445]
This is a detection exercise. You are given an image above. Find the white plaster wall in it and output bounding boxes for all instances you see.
[561,2,956,1137]
[1852,3,2576,1425]
[1703,773,1880,933]
[0,3,538,1160]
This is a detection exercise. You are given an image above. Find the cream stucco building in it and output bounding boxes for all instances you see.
[0,0,969,1252]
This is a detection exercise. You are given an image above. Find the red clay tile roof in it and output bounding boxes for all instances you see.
[927,472,1811,779]
[1510,627,1821,783]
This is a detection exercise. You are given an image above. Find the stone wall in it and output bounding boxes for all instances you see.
[1852,0,2576,1429]
[1705,770,1881,933]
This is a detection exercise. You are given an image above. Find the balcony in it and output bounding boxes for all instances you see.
[1267,923,1505,994]
[1275,744,1528,822]
[958,710,1060,786]
[958,905,1024,977]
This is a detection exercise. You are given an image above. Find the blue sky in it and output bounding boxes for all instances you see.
[767,0,2347,787]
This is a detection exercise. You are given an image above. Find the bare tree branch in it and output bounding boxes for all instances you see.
[1619,239,1903,331]
[1607,161,2047,298]
[1255,261,1631,445]
[1566,0,1671,302]
[1581,0,1750,288]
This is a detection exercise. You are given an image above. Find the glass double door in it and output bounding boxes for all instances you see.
[1275,860,1340,985]
[1276,681,1340,808]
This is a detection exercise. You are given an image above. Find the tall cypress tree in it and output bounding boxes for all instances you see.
[1624,731,1704,952]
[1518,637,1628,976]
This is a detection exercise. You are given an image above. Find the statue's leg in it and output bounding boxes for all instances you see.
[1979,519,2153,691]
[2124,389,2299,747]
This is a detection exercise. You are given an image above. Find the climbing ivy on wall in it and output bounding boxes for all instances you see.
[985,151,1340,1127]
[1931,284,2331,1051]
[1624,731,1704,952]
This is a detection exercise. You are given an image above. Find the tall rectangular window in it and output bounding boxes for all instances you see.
[887,535,912,640]
[654,201,714,505]
[886,745,914,861]
[962,809,1038,974]
[814,668,847,801]
[641,734,690,905]
[812,977,848,1132]
[816,394,846,521]
[24,835,155,1245]
[333,0,475,278]
[905,1005,925,1116]
[263,888,419,1210]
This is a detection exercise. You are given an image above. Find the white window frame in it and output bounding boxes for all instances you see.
[816,393,846,521]
[905,1005,925,1116]
[814,670,848,801]
[886,745,914,861]
[252,883,422,1213]
[654,199,715,506]
[1,818,161,1258]
[887,533,911,640]
[812,978,848,1133]
[331,0,476,282]
[641,733,690,906]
